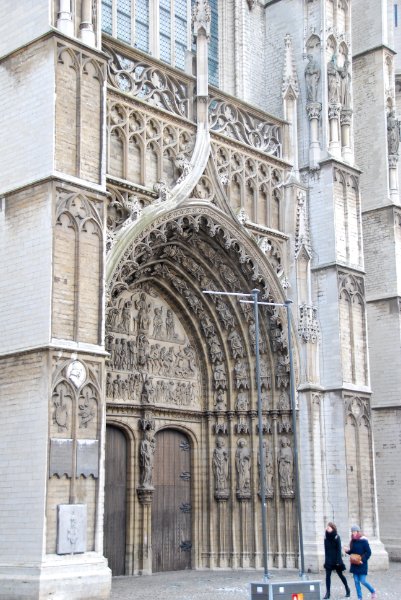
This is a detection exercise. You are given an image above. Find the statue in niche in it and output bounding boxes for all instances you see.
[120,338,128,370]
[215,389,226,411]
[339,58,352,109]
[213,362,227,390]
[259,360,271,390]
[213,437,229,498]
[175,347,188,377]
[236,438,251,496]
[113,338,121,369]
[127,339,136,369]
[141,376,155,404]
[278,391,290,410]
[137,334,149,367]
[278,437,294,496]
[140,430,156,488]
[276,353,290,389]
[228,329,244,359]
[305,54,321,103]
[106,306,119,332]
[327,54,341,104]
[53,386,70,432]
[234,359,249,390]
[152,306,163,337]
[165,309,176,340]
[249,320,267,354]
[258,440,274,497]
[236,391,249,411]
[78,388,96,428]
[387,110,400,155]
[106,372,112,397]
[215,298,235,329]
[209,335,223,363]
[120,300,132,333]
[135,292,151,333]
[184,345,196,374]
[112,374,121,398]
[200,313,215,337]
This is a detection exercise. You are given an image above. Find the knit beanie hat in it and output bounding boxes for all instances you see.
[351,525,361,532]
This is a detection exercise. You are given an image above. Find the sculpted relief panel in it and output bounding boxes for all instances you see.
[106,289,200,409]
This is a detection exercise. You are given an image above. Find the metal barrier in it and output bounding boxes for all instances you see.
[250,580,321,600]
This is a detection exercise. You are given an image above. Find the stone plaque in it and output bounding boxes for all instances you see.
[76,439,99,478]
[57,504,87,554]
[49,438,73,478]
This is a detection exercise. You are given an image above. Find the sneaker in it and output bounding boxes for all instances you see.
[371,594,377,600]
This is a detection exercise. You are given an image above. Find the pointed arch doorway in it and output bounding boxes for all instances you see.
[152,429,192,572]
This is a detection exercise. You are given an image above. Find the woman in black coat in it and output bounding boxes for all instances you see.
[344,525,377,600]
[323,522,350,599]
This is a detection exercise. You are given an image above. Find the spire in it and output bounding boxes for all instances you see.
[282,34,299,99]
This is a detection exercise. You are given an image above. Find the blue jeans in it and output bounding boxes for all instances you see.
[353,573,375,598]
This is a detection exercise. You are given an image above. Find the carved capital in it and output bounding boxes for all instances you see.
[389,153,399,168]
[137,486,155,504]
[306,102,322,120]
[328,103,341,120]
[340,108,353,126]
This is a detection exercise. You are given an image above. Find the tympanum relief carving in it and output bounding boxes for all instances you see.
[106,289,200,408]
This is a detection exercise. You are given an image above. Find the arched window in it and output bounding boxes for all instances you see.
[101,0,219,84]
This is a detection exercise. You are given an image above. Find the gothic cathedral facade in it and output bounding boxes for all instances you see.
[0,1,400,599]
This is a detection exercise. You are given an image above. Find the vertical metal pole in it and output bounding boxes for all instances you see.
[253,289,269,581]
[285,300,305,578]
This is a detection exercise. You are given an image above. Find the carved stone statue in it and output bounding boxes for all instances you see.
[278,436,294,497]
[152,306,163,337]
[120,300,132,333]
[339,58,351,109]
[135,292,151,333]
[212,437,229,499]
[227,329,244,359]
[387,110,400,155]
[165,309,176,339]
[327,55,340,104]
[305,54,321,103]
[213,362,227,390]
[236,438,251,498]
[258,440,274,498]
[141,376,155,404]
[140,430,156,488]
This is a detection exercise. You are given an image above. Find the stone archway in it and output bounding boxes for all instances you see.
[105,205,300,572]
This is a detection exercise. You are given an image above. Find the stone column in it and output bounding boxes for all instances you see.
[136,488,154,574]
[57,0,74,36]
[328,103,342,157]
[340,109,353,164]
[192,0,211,123]
[306,102,322,168]
[389,154,399,202]
[80,0,96,47]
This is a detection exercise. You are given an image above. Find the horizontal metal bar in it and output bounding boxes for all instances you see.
[202,290,252,297]
[239,300,287,307]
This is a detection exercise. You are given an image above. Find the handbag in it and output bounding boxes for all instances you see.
[350,553,362,565]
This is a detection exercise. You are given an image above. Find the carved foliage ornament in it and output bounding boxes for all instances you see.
[103,43,190,119]
[192,0,211,39]
[209,98,282,157]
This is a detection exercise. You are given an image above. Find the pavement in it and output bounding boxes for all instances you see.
[111,561,401,599]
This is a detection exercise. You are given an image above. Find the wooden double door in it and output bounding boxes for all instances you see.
[104,426,192,575]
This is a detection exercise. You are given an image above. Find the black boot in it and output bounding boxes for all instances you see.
[345,588,351,598]
[323,594,330,599]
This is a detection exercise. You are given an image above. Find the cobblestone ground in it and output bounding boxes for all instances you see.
[111,561,401,600]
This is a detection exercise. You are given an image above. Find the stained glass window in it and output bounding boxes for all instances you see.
[208,0,219,86]
[117,0,131,43]
[102,0,113,35]
[135,0,149,52]
[160,0,171,64]
[175,0,188,70]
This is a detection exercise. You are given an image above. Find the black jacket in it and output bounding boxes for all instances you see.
[324,530,345,570]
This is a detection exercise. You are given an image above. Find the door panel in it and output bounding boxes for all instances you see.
[104,425,127,575]
[152,429,191,572]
